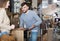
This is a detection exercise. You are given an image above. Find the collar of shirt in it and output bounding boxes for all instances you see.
[25,10,30,15]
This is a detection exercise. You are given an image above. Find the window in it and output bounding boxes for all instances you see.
[42,0,48,8]
[48,0,52,4]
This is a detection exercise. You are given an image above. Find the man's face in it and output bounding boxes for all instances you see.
[21,4,29,13]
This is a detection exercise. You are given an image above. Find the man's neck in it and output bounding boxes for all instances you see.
[25,10,29,14]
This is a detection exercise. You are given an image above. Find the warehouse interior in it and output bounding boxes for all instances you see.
[0,0,60,41]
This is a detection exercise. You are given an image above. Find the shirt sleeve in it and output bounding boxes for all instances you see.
[33,11,42,26]
[19,16,24,27]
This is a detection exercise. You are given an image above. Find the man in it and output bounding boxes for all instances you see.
[19,2,42,41]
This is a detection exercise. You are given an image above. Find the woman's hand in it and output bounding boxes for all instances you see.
[11,24,15,29]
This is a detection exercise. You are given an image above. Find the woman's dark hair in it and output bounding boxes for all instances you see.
[0,0,9,8]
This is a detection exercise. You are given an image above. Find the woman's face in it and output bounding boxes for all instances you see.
[5,1,10,8]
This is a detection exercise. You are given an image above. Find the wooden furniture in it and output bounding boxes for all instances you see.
[11,29,24,41]
[47,28,54,41]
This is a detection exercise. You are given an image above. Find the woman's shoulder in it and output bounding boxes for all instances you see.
[0,8,6,13]
[0,8,6,15]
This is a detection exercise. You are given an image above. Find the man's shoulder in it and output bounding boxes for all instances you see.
[30,10,37,14]
[20,13,25,18]
[29,10,36,14]
[29,10,34,12]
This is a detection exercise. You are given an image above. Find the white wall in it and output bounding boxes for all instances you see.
[53,0,57,3]
[32,0,37,13]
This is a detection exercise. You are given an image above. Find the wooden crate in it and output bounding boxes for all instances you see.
[11,29,24,41]
[47,28,54,41]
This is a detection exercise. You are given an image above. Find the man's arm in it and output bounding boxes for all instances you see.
[19,16,26,30]
[33,12,42,26]
[29,11,42,30]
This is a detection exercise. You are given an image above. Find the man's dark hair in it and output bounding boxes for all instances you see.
[21,2,30,7]
[21,2,31,9]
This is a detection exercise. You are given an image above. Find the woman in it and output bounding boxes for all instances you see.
[0,0,15,37]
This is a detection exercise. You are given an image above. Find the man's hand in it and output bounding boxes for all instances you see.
[32,24,35,28]
[19,27,26,30]
[29,24,35,30]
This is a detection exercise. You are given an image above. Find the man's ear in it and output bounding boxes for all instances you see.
[27,6,29,9]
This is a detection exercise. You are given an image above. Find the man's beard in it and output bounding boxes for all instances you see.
[23,10,28,13]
